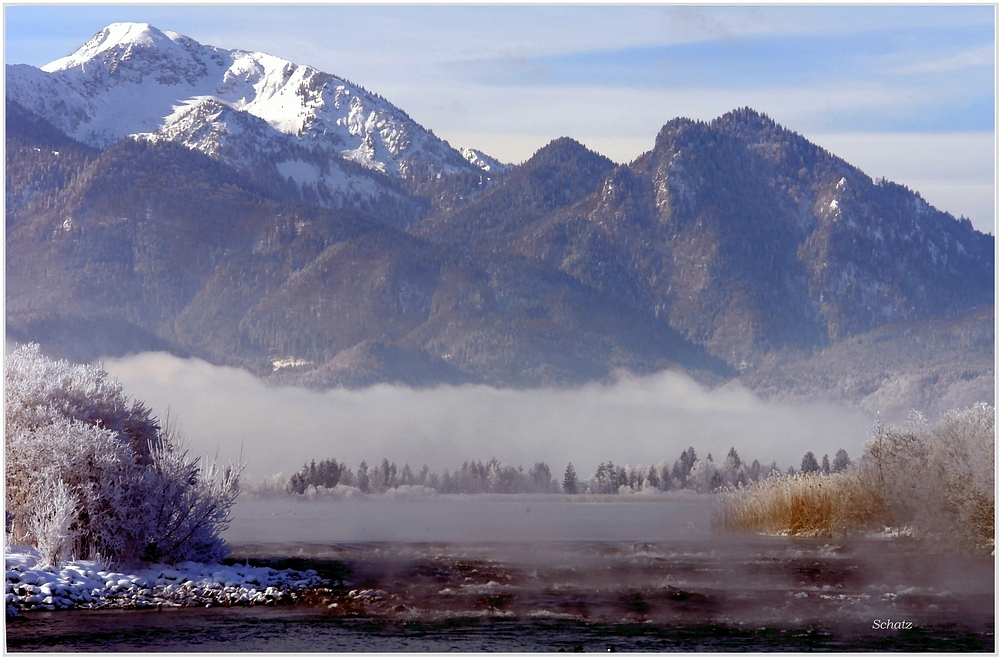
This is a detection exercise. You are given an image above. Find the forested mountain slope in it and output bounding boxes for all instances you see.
[6,24,993,411]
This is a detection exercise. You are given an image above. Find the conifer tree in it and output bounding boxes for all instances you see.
[832,449,852,473]
[562,462,578,494]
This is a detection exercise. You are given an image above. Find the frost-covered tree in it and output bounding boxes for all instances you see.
[688,458,722,493]
[5,344,242,566]
[859,404,994,551]
[356,461,371,493]
[286,457,344,493]
[368,458,397,493]
[645,465,660,490]
[722,447,746,487]
[658,463,674,491]
[529,462,553,493]
[800,451,820,473]
[832,449,852,473]
[399,463,414,487]
[593,461,626,494]
[725,447,742,471]
[671,447,696,488]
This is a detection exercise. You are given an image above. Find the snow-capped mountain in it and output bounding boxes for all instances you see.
[5,26,993,407]
[6,22,488,199]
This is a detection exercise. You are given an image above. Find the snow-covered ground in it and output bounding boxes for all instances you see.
[5,545,328,617]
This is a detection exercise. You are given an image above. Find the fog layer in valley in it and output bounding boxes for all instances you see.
[101,352,872,484]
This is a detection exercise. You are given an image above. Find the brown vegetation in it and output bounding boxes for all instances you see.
[713,471,884,538]
[713,403,994,554]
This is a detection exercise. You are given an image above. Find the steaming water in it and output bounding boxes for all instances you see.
[223,494,713,543]
[7,497,994,652]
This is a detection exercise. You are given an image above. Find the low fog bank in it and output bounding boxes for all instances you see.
[101,352,872,484]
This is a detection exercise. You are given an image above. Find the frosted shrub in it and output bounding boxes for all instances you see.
[5,343,160,463]
[862,404,994,552]
[5,344,242,566]
[25,480,76,566]
[931,404,994,549]
[139,431,241,563]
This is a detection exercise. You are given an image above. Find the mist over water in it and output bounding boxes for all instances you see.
[6,345,992,650]
[16,497,992,651]
[102,351,872,482]
[225,495,713,544]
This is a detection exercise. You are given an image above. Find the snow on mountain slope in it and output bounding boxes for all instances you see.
[9,24,230,146]
[7,22,486,187]
[138,97,389,205]
[41,22,205,74]
[460,147,512,174]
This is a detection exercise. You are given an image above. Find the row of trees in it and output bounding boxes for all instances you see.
[282,446,853,497]
[287,457,558,495]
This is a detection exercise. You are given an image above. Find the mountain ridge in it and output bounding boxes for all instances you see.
[6,22,501,220]
[5,24,993,415]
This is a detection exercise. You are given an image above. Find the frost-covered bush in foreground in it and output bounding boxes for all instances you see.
[715,403,994,554]
[6,344,242,566]
[861,403,994,552]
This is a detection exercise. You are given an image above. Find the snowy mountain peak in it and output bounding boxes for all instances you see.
[41,22,189,72]
[10,22,500,189]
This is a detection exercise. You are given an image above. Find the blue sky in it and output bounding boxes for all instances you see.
[5,5,996,232]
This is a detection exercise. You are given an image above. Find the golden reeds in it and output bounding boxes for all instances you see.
[712,470,885,538]
[715,405,994,554]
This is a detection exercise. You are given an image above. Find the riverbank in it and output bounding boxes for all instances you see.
[8,537,994,652]
[5,545,328,616]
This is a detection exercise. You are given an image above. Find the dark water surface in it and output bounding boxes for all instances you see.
[6,498,995,652]
[7,607,993,652]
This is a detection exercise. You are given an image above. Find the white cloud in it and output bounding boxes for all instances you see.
[808,132,995,181]
[102,352,873,484]
[414,80,936,146]
[891,45,995,74]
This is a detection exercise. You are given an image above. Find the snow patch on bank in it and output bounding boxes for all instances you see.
[5,545,327,617]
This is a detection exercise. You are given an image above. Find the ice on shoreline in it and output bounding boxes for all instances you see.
[5,545,327,616]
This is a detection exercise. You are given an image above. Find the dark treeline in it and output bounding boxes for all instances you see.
[285,447,853,496]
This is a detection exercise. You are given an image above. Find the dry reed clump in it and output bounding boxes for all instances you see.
[712,471,883,538]
[714,403,994,553]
